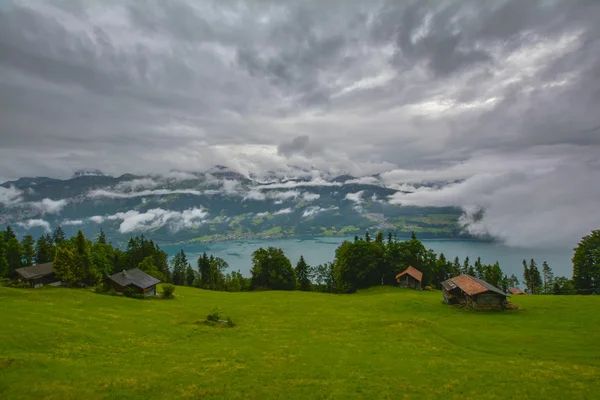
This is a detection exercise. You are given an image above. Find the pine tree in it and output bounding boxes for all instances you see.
[185,263,195,286]
[295,255,312,291]
[54,246,78,284]
[52,226,66,246]
[20,235,35,266]
[97,229,107,244]
[462,256,470,275]
[522,259,531,293]
[4,226,16,241]
[528,258,542,294]
[572,230,600,290]
[542,261,554,294]
[452,256,461,276]
[35,235,54,264]
[0,235,9,278]
[6,237,21,276]
[197,252,211,288]
[474,257,483,279]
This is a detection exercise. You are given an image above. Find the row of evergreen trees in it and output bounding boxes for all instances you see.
[1,225,578,294]
[245,232,573,294]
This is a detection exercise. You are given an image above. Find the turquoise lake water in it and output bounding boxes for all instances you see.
[162,236,574,279]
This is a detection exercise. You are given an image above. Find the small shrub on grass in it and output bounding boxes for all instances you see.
[161,284,176,299]
[92,283,107,294]
[107,288,117,296]
[206,308,222,322]
[203,308,236,327]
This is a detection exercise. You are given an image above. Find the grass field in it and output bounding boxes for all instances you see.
[1,285,599,400]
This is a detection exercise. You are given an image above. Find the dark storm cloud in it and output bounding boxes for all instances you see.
[1,0,600,245]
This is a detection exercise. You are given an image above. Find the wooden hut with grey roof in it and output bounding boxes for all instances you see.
[107,268,161,297]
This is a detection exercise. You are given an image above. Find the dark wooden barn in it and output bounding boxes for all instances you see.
[442,274,509,311]
[14,263,56,288]
[395,266,423,290]
[107,268,161,297]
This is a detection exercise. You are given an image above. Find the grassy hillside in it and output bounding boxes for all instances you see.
[1,286,599,399]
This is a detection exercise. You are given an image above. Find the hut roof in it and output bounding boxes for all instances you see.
[15,263,54,280]
[509,287,526,295]
[107,268,161,289]
[445,274,508,297]
[395,266,423,282]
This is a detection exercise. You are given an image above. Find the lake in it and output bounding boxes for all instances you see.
[163,236,575,279]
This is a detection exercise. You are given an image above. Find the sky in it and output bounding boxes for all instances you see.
[1,0,600,247]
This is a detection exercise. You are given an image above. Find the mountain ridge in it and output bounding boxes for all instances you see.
[0,166,468,245]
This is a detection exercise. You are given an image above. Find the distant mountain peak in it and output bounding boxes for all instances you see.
[72,169,106,178]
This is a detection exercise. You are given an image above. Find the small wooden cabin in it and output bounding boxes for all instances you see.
[442,274,509,311]
[107,268,161,297]
[395,266,423,290]
[508,287,526,295]
[15,263,55,288]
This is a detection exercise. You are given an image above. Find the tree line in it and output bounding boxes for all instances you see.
[2,225,596,295]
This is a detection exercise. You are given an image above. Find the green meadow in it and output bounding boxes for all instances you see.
[1,286,599,400]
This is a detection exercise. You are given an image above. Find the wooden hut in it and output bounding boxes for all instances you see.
[107,268,161,297]
[508,287,526,295]
[442,274,509,310]
[395,266,423,290]
[14,263,55,288]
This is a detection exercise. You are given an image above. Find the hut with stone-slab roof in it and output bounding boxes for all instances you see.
[442,274,509,310]
[107,268,161,297]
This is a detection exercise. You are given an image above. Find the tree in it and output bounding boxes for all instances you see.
[461,256,470,275]
[295,255,313,291]
[185,263,195,287]
[250,247,296,290]
[71,230,99,285]
[542,261,554,294]
[171,251,187,286]
[97,229,107,245]
[91,241,115,279]
[553,276,575,294]
[452,257,461,277]
[6,237,21,276]
[54,246,78,284]
[572,230,600,290]
[314,262,336,293]
[137,256,163,282]
[4,226,16,241]
[52,226,66,246]
[525,258,542,294]
[508,274,520,289]
[35,235,54,264]
[196,252,211,288]
[0,235,9,278]
[20,235,35,266]
[474,257,484,279]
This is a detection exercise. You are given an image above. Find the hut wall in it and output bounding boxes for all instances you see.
[398,275,421,290]
[473,293,505,310]
[143,285,156,297]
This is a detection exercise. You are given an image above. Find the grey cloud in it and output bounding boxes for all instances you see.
[277,135,320,157]
[1,0,600,246]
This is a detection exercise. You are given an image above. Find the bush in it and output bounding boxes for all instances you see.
[206,308,222,322]
[203,308,236,327]
[162,283,176,299]
[92,283,107,294]
[107,288,117,296]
